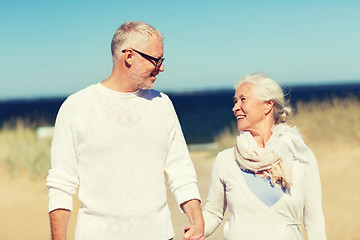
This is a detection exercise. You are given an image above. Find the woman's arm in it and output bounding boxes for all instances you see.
[303,149,327,240]
[203,153,228,237]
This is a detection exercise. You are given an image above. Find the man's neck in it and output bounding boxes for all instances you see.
[102,74,138,93]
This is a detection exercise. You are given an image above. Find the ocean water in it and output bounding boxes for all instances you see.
[1,82,359,144]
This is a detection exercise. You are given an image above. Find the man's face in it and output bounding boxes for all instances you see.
[129,36,164,90]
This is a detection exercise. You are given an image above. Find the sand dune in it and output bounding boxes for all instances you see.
[1,144,359,240]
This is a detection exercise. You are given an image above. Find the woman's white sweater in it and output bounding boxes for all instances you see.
[203,147,326,240]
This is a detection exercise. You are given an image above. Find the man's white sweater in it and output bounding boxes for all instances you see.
[46,83,201,239]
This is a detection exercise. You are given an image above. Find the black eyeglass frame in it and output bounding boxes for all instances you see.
[122,48,164,69]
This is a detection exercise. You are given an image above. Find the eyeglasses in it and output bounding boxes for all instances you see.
[122,48,165,69]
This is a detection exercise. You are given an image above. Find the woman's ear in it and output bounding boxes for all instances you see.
[264,100,274,115]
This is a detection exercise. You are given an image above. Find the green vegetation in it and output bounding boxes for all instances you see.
[0,120,52,178]
[0,97,359,178]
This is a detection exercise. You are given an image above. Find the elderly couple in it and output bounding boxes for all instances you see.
[46,22,326,240]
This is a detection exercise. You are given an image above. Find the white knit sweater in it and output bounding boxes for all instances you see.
[46,83,201,240]
[203,147,326,240]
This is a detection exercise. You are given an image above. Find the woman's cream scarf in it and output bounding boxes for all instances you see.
[234,124,308,189]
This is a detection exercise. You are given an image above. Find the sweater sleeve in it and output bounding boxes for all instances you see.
[303,148,327,240]
[46,98,80,213]
[203,152,227,237]
[164,97,201,210]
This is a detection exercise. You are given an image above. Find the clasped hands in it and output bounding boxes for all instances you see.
[183,224,205,240]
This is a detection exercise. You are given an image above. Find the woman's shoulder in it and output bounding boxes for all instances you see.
[215,147,235,165]
[217,147,234,157]
[212,148,240,179]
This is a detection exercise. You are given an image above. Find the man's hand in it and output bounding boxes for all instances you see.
[181,199,204,240]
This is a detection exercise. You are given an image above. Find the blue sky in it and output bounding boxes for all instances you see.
[1,0,359,100]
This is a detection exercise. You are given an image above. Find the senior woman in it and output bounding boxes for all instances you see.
[202,74,326,240]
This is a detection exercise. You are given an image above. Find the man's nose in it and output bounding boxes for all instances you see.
[158,63,164,72]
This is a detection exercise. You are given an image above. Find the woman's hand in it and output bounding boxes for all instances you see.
[184,225,205,240]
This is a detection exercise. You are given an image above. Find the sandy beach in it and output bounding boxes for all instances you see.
[1,142,359,240]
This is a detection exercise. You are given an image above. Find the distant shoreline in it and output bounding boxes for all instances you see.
[1,81,359,102]
[1,82,359,144]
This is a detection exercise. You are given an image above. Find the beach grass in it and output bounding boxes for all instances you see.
[0,97,359,179]
[292,96,360,146]
[0,119,52,178]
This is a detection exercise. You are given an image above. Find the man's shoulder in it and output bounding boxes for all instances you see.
[61,84,98,108]
[69,84,98,98]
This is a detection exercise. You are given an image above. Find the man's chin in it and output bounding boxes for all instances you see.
[140,82,154,90]
[131,78,154,90]
[141,79,156,89]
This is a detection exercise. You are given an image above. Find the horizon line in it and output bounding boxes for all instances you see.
[1,79,359,102]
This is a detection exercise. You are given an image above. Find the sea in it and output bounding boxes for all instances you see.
[1,82,359,144]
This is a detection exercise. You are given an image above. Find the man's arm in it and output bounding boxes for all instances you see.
[181,199,205,240]
[49,209,71,240]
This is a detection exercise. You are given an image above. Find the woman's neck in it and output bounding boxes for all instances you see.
[252,132,271,148]
[250,122,275,148]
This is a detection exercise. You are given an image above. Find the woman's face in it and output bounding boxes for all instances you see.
[232,82,269,133]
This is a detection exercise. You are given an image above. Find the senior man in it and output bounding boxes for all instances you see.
[47,21,204,240]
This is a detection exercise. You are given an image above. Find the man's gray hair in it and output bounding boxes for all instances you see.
[235,73,292,124]
[111,21,163,62]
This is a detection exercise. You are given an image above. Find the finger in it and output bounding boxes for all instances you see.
[183,232,190,240]
[189,234,204,240]
[183,230,192,240]
[184,225,191,233]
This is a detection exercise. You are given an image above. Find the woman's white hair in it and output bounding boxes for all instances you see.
[235,73,291,124]
[111,21,163,62]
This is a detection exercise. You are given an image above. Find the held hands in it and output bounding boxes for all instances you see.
[184,225,205,240]
[181,199,205,240]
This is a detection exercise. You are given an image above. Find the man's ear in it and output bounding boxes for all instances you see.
[264,100,274,115]
[123,49,134,67]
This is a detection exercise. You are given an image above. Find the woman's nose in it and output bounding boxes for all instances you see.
[232,103,239,112]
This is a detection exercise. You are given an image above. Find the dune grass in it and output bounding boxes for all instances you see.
[0,120,52,178]
[0,97,359,178]
[214,96,360,151]
[292,97,360,146]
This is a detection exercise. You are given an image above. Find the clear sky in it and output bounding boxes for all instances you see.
[1,0,359,100]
